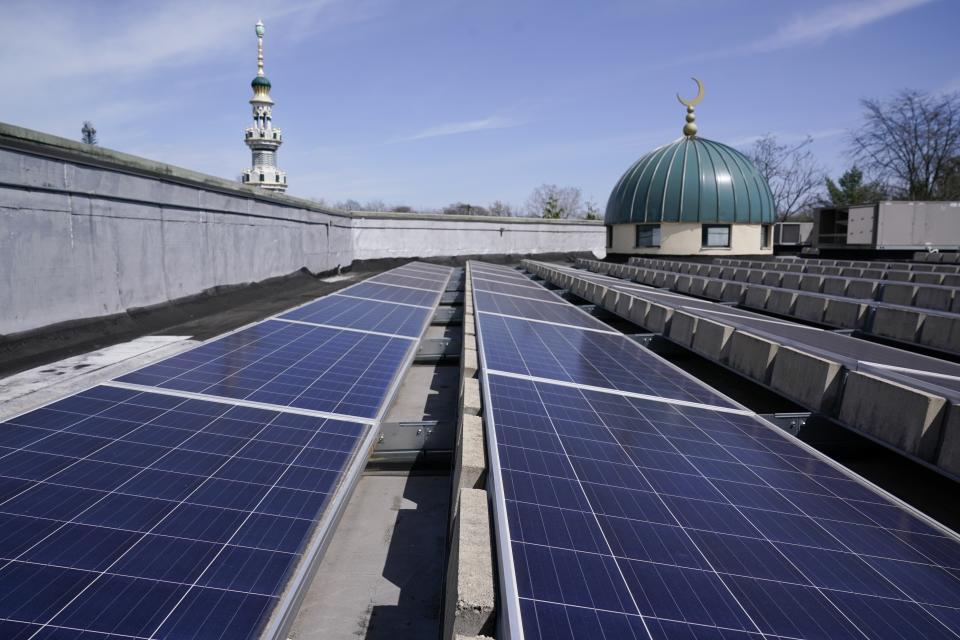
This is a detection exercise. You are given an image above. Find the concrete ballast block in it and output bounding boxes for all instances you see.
[823,299,868,329]
[443,488,495,639]
[871,307,925,343]
[726,331,780,384]
[462,377,482,416]
[668,311,699,348]
[917,314,960,354]
[936,406,960,477]
[839,371,947,461]
[794,294,828,324]
[690,317,734,361]
[770,346,842,413]
[645,303,673,333]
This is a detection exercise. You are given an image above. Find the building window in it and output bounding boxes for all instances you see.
[276,175,280,182]
[702,224,731,248]
[635,224,661,248]
[259,173,265,181]
[761,224,772,248]
[605,225,613,248]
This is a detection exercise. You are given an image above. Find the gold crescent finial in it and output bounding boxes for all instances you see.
[676,77,704,108]
[677,77,704,137]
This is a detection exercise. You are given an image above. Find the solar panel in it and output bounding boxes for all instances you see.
[473,279,565,302]
[474,290,615,332]
[279,294,430,338]
[469,261,960,640]
[485,373,960,640]
[476,313,738,408]
[117,320,411,419]
[341,281,440,307]
[0,384,369,640]
[368,273,447,291]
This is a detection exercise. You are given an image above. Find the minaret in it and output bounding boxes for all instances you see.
[242,20,287,192]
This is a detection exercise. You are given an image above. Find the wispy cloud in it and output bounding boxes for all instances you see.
[728,128,846,148]
[394,116,522,142]
[745,0,935,53]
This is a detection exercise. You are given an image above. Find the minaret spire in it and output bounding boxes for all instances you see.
[241,20,287,192]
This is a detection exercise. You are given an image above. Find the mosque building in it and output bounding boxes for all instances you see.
[604,79,775,256]
[241,20,287,192]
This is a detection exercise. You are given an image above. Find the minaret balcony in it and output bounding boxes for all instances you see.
[244,127,283,142]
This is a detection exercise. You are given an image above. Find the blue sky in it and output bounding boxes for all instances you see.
[5,0,959,211]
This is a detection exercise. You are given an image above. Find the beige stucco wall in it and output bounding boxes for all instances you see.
[608,222,773,256]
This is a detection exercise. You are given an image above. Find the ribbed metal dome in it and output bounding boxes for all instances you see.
[605,136,775,225]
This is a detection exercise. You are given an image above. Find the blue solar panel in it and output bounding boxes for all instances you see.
[393,266,451,282]
[342,281,439,307]
[368,272,447,291]
[485,374,960,640]
[117,319,411,419]
[476,313,738,408]
[0,384,368,640]
[474,290,613,331]
[279,294,430,337]
[473,278,563,301]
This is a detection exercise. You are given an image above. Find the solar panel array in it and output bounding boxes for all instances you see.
[0,262,451,640]
[470,261,960,640]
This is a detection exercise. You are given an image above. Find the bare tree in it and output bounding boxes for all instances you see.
[526,184,583,218]
[488,200,515,217]
[849,90,960,200]
[442,202,489,216]
[744,134,824,221]
[81,121,97,145]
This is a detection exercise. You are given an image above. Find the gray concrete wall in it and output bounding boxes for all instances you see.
[0,122,603,336]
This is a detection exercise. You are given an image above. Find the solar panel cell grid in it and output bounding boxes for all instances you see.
[368,272,447,291]
[279,295,429,337]
[475,290,614,331]
[0,385,368,640]
[477,313,739,409]
[485,373,960,639]
[116,319,411,419]
[473,279,563,301]
[341,281,439,307]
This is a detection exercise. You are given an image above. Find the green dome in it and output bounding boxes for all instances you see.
[251,75,271,89]
[605,136,775,225]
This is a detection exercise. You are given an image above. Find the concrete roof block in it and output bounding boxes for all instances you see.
[726,330,780,383]
[885,270,913,282]
[765,289,798,316]
[880,283,919,306]
[840,371,947,461]
[913,272,945,285]
[871,307,925,343]
[462,347,479,379]
[443,488,495,639]
[688,277,708,297]
[794,294,828,324]
[674,275,693,294]
[761,272,783,287]
[821,277,848,296]
[770,346,842,413]
[847,280,879,300]
[917,314,960,354]
[461,377,482,416]
[936,406,960,478]
[614,292,634,318]
[799,275,825,293]
[781,273,802,290]
[743,286,771,310]
[627,298,650,327]
[645,303,674,334]
[823,299,868,330]
[720,282,746,303]
[704,279,726,300]
[747,270,765,284]
[455,414,487,491]
[915,286,953,312]
[602,288,620,310]
[691,317,734,362]
[668,311,699,348]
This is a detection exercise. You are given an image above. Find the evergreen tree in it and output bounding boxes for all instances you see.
[542,195,562,219]
[81,121,97,145]
[825,166,886,206]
